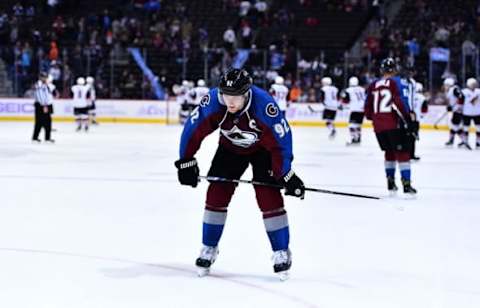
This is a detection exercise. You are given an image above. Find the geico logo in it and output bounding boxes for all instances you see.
[0,103,34,113]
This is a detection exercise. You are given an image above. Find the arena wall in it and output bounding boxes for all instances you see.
[0,98,450,130]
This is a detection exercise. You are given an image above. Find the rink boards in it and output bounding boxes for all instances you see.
[0,98,450,130]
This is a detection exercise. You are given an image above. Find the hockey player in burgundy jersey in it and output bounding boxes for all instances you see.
[365,58,417,196]
[174,68,305,280]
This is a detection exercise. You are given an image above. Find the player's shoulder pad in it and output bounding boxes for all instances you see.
[198,88,222,109]
[251,85,281,121]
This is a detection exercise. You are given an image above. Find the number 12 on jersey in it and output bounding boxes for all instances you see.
[372,89,392,114]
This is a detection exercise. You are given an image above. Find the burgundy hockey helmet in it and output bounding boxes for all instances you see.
[219,68,253,96]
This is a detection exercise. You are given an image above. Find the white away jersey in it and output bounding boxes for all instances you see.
[190,86,210,106]
[446,86,463,113]
[413,93,426,118]
[344,86,366,112]
[462,88,480,116]
[322,85,339,110]
[71,84,90,108]
[270,83,289,111]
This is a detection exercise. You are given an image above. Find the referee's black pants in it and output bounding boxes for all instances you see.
[32,102,52,140]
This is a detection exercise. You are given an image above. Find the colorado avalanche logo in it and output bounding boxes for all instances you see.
[200,94,210,107]
[266,103,279,117]
[220,126,259,148]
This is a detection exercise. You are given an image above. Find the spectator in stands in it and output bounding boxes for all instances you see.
[48,41,59,61]
[223,26,236,54]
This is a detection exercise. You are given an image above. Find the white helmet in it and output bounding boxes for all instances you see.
[466,78,478,89]
[348,76,359,87]
[443,78,455,87]
[275,76,284,85]
[415,82,423,93]
[76,77,86,85]
[197,79,206,87]
[86,76,94,84]
[321,77,332,86]
[181,80,189,87]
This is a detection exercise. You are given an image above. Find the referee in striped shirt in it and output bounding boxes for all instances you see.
[32,72,54,143]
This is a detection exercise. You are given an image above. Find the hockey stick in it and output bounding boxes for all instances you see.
[391,103,418,140]
[433,110,449,129]
[199,176,380,200]
[308,105,323,114]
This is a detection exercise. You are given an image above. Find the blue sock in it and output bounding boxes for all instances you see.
[384,160,396,178]
[202,209,227,247]
[399,162,411,181]
[264,213,289,251]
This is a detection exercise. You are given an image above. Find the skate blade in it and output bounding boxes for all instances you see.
[197,267,210,277]
[277,271,290,281]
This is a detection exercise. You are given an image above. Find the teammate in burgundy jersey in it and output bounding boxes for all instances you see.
[174,68,305,280]
[365,58,417,196]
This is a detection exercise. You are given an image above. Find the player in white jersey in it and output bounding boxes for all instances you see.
[320,77,339,138]
[86,76,98,125]
[461,78,480,149]
[71,77,90,132]
[269,76,289,117]
[340,76,366,145]
[444,78,465,146]
[409,82,429,159]
[189,79,210,107]
[175,80,194,124]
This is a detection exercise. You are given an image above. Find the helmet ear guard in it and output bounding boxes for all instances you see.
[219,68,253,96]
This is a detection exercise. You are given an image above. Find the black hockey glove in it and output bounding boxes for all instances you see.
[174,158,199,188]
[280,170,305,199]
[446,105,453,112]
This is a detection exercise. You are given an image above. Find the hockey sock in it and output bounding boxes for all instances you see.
[202,209,227,247]
[264,213,289,251]
[462,131,469,142]
[384,160,396,178]
[398,161,411,181]
[348,125,355,140]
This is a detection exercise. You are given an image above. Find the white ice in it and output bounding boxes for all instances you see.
[1,122,479,308]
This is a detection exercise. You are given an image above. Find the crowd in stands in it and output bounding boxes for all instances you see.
[0,0,478,101]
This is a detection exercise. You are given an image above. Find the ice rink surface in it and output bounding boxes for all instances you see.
[1,122,479,308]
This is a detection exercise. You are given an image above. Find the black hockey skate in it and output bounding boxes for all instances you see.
[445,138,454,146]
[272,249,292,281]
[402,179,417,196]
[387,176,398,196]
[195,245,218,277]
[329,129,336,139]
[458,142,472,150]
[476,143,480,150]
[346,138,360,146]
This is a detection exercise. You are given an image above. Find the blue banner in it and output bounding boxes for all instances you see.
[128,48,165,99]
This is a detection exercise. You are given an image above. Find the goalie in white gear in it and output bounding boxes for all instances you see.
[86,76,98,125]
[320,77,339,138]
[461,78,480,149]
[71,77,90,131]
[444,77,465,146]
[269,76,289,117]
[340,76,366,145]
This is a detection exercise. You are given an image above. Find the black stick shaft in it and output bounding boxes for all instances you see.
[199,176,380,200]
